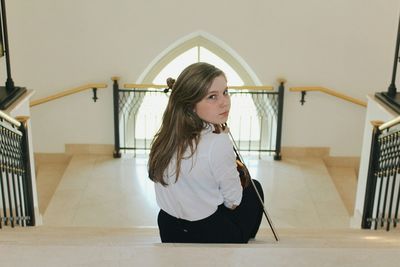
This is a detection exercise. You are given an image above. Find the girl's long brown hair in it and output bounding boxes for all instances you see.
[148,62,225,186]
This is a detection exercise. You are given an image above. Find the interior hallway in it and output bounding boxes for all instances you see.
[41,153,351,230]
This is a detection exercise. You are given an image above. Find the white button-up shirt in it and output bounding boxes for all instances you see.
[154,125,243,221]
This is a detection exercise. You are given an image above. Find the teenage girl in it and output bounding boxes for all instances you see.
[148,62,264,243]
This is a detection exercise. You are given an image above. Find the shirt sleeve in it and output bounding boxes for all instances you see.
[208,133,243,208]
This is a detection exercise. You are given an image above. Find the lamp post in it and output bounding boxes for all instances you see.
[375,14,400,113]
[0,0,26,110]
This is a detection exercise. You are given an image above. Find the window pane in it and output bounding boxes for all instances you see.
[134,45,261,147]
[153,47,197,84]
[199,47,243,86]
[135,47,197,140]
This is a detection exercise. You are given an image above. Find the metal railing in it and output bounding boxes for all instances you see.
[0,111,35,228]
[112,78,285,160]
[362,118,400,231]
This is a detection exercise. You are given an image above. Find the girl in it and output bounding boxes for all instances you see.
[148,62,264,243]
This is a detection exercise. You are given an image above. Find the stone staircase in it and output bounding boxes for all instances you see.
[34,153,72,214]
[2,152,400,266]
[326,166,358,215]
[1,226,399,266]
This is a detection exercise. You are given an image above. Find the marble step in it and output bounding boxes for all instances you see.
[1,226,399,248]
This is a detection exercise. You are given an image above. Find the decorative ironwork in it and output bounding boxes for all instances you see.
[112,80,285,159]
[0,117,34,228]
[362,124,400,231]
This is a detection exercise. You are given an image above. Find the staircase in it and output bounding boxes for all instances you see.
[2,152,400,266]
[326,166,358,215]
[0,226,399,266]
[34,153,72,214]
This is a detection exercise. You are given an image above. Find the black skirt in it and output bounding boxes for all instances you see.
[157,179,264,243]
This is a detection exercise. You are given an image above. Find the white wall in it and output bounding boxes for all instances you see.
[2,0,399,156]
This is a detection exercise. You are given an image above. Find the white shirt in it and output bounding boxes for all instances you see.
[154,125,243,221]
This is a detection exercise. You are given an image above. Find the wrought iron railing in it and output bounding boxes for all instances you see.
[0,112,35,228]
[112,78,284,160]
[362,118,400,231]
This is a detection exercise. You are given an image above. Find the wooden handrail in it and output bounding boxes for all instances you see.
[124,83,274,91]
[0,109,21,127]
[290,86,367,107]
[30,83,108,107]
[379,116,400,131]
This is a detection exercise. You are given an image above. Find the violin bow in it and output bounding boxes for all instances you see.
[225,125,280,242]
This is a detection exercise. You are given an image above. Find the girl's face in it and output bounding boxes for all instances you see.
[194,75,230,125]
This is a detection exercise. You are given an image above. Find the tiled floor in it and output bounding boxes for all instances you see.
[42,154,350,230]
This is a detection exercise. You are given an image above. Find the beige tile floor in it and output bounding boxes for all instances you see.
[43,154,350,230]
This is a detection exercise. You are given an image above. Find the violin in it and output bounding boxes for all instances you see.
[235,152,251,188]
[220,123,280,242]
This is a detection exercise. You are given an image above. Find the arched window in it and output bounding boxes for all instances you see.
[122,33,276,155]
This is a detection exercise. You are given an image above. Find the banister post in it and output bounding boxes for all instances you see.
[361,121,383,229]
[112,77,121,158]
[375,14,400,112]
[0,0,27,110]
[387,15,400,97]
[274,78,286,160]
[17,117,35,226]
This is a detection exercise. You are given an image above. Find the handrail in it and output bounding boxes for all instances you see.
[30,83,108,107]
[290,86,367,107]
[0,109,21,127]
[379,116,400,131]
[124,83,274,91]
